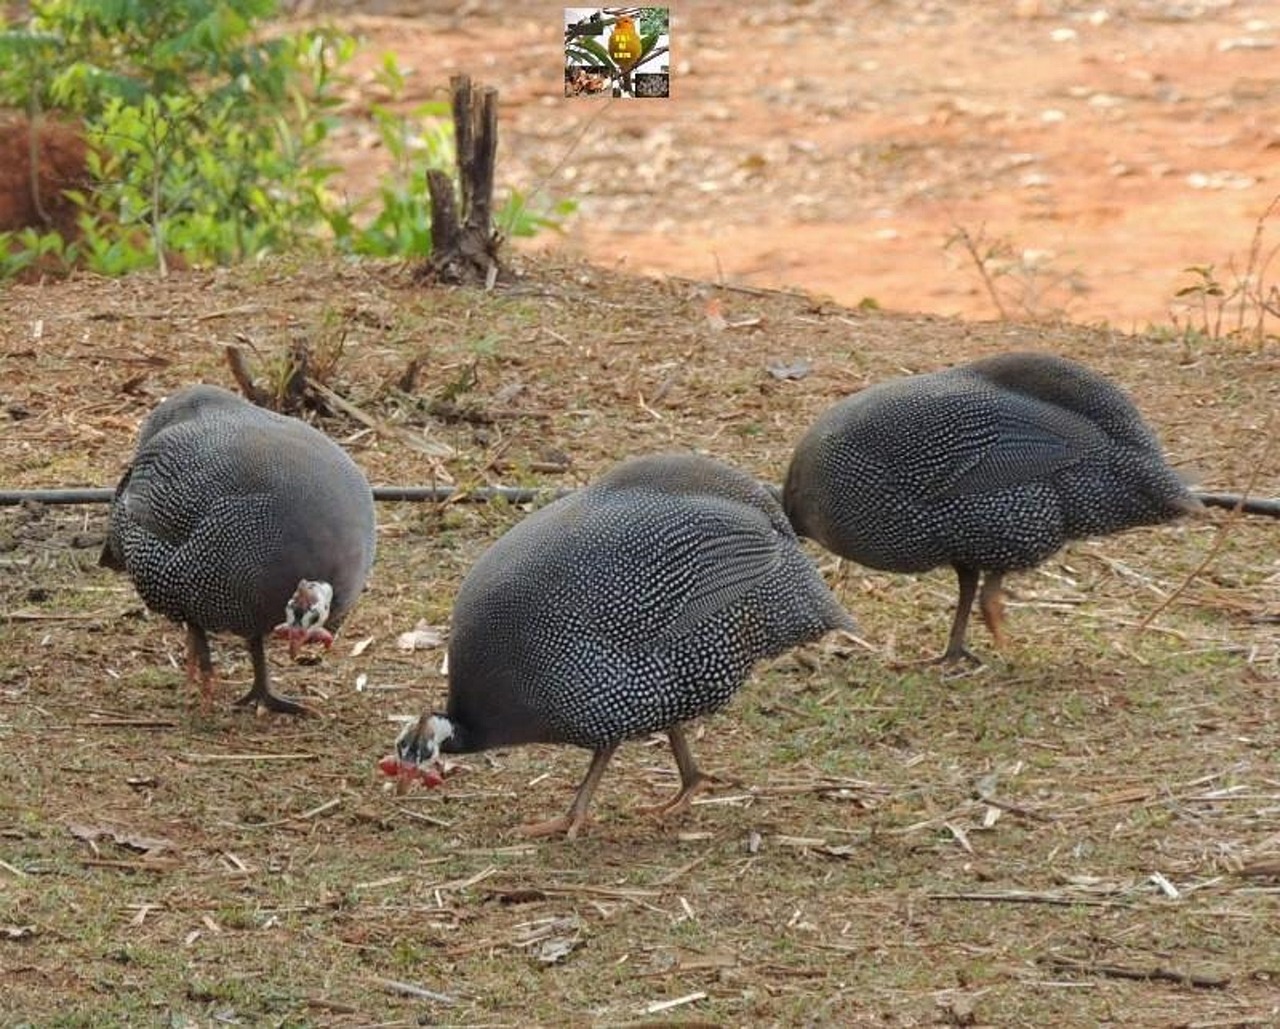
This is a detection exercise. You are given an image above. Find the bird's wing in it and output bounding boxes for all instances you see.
[652,511,783,640]
[117,450,189,546]
[117,424,248,547]
[928,394,1108,500]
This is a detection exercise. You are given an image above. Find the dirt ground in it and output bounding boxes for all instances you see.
[1,255,1278,1025]
[311,0,1280,329]
[1,1,1280,1026]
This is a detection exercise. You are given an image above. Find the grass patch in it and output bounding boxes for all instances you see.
[0,256,1276,1024]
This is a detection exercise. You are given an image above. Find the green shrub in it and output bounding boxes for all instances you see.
[327,54,578,258]
[1,0,351,273]
[0,2,576,278]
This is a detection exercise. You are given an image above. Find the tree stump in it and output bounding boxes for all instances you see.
[416,74,504,287]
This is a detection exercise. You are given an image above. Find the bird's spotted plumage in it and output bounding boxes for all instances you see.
[393,452,854,836]
[102,384,376,713]
[783,352,1198,660]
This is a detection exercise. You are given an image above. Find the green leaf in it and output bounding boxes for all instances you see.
[572,36,613,67]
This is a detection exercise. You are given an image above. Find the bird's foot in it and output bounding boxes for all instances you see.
[517,811,591,840]
[232,687,314,717]
[640,771,719,820]
[890,647,984,670]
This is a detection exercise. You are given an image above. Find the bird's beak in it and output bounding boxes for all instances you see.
[271,623,334,658]
[378,713,445,792]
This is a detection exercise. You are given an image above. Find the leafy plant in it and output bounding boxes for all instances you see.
[0,0,351,275]
[1170,196,1280,348]
[327,53,577,257]
[0,227,74,279]
[0,3,576,280]
[945,222,1085,323]
[329,91,455,258]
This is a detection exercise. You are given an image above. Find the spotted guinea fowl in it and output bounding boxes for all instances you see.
[385,452,854,838]
[101,384,376,714]
[783,352,1201,663]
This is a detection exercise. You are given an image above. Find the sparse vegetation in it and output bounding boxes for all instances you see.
[0,2,574,278]
[946,221,1086,323]
[1169,196,1280,348]
[1,257,1276,1025]
[0,0,353,275]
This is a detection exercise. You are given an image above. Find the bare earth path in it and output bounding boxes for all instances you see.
[0,3,1278,1025]
[319,0,1280,329]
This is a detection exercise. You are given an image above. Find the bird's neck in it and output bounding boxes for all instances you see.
[436,713,473,755]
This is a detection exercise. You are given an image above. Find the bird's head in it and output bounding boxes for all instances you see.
[272,579,335,658]
[377,713,453,792]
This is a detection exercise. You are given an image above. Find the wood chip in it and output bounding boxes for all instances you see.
[946,822,975,854]
[1039,954,1230,988]
[929,891,1132,908]
[373,977,456,1004]
[644,991,707,1015]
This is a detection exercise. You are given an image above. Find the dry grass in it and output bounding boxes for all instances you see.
[1,256,1278,1026]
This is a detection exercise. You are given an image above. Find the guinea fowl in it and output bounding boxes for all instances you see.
[384,452,854,838]
[101,384,376,714]
[783,352,1201,663]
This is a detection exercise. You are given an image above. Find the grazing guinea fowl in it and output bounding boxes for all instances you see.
[783,352,1201,663]
[384,452,854,838]
[101,384,376,714]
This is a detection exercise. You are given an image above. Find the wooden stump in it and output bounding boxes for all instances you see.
[416,75,504,287]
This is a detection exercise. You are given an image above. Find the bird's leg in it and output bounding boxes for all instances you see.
[185,624,215,712]
[641,724,718,819]
[937,564,984,664]
[977,571,1008,649]
[518,745,618,840]
[232,635,312,716]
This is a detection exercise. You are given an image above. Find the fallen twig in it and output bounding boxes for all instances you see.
[3,610,116,621]
[644,990,708,1015]
[928,891,1132,908]
[186,752,314,763]
[79,858,179,872]
[304,997,360,1016]
[667,273,812,301]
[222,797,341,831]
[372,976,456,1004]
[1038,954,1231,988]
[307,377,454,460]
[974,774,1055,822]
[656,851,711,886]
[1238,858,1280,878]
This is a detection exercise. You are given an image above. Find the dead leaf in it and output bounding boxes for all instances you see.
[3,925,36,940]
[535,935,580,964]
[67,824,173,855]
[766,358,812,380]
[350,635,374,657]
[396,620,444,652]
